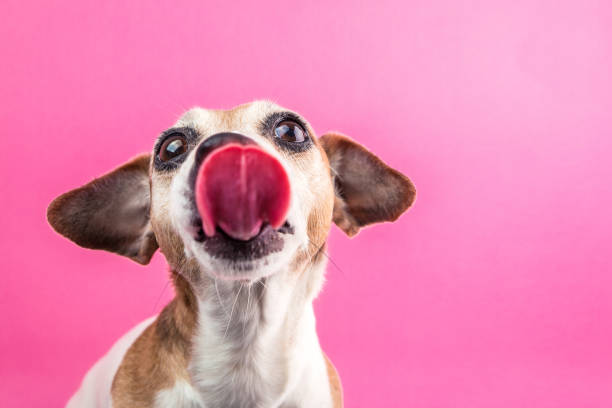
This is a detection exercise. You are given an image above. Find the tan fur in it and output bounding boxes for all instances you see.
[325,355,343,408]
[305,141,336,249]
[149,170,189,269]
[111,273,197,408]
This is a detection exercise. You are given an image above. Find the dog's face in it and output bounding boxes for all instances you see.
[48,101,415,285]
[153,102,336,281]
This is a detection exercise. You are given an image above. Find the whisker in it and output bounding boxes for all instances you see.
[307,238,347,278]
[246,284,252,317]
[244,284,252,338]
[257,279,268,290]
[257,279,268,304]
[214,278,230,317]
[330,165,341,180]
[223,283,243,341]
[151,277,171,314]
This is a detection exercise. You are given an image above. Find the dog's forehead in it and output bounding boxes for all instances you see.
[174,100,290,134]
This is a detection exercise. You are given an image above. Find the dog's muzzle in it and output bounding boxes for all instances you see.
[188,133,291,242]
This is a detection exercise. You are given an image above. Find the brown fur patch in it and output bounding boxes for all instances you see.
[111,273,198,407]
[320,132,416,236]
[325,354,343,408]
[47,154,158,264]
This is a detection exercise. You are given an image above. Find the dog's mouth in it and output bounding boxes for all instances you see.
[189,218,294,261]
[187,141,293,262]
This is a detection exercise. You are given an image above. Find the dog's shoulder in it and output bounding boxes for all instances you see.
[111,297,197,408]
[66,316,156,408]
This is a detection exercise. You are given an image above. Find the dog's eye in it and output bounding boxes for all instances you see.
[274,121,306,143]
[159,134,187,161]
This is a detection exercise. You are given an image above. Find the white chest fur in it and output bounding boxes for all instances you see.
[183,276,333,408]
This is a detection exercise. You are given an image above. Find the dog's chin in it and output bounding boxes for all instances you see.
[183,221,298,282]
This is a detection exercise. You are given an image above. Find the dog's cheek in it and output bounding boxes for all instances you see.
[307,196,333,253]
[149,215,183,265]
[303,153,335,256]
[150,177,187,268]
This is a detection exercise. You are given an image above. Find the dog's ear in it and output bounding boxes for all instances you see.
[47,154,158,265]
[320,132,416,237]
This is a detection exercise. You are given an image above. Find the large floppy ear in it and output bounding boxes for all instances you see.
[47,154,158,265]
[320,132,416,237]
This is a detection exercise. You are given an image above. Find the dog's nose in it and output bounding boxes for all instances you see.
[191,133,291,241]
[189,132,257,196]
[192,132,257,171]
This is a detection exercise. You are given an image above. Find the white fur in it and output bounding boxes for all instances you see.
[188,274,333,407]
[154,380,204,408]
[66,317,156,408]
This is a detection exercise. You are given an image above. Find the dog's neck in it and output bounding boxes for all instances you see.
[176,250,328,407]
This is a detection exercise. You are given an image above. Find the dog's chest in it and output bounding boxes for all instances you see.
[153,381,302,408]
[150,278,331,408]
[184,297,293,407]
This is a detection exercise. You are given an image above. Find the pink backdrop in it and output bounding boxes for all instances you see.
[2,1,612,406]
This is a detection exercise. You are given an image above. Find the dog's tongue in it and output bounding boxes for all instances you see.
[195,143,290,241]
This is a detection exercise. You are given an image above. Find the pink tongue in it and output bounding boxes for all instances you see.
[195,143,291,241]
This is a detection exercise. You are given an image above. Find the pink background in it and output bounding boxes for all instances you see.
[2,1,612,406]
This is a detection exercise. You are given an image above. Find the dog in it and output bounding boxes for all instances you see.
[47,100,416,408]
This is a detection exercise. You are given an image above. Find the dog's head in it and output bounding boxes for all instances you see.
[48,101,415,284]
